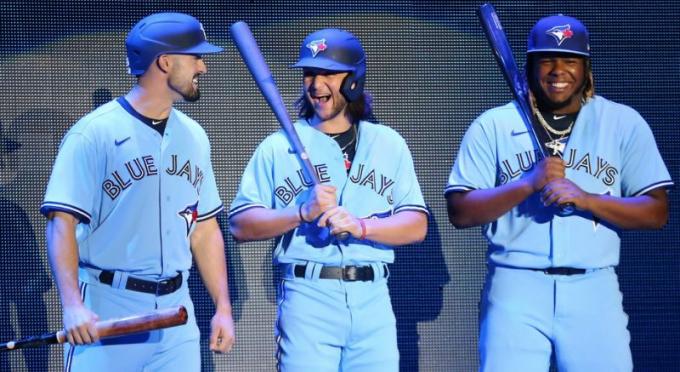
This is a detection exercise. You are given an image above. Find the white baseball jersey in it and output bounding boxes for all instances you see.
[230,119,428,266]
[41,98,223,278]
[446,95,673,269]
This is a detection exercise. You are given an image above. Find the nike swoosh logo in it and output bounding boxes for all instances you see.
[553,115,566,120]
[151,120,163,125]
[511,129,527,136]
[115,137,131,146]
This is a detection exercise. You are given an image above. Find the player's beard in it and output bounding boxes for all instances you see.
[169,74,201,102]
[310,92,348,123]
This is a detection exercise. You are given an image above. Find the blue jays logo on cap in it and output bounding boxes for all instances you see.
[546,24,574,46]
[306,39,327,57]
[527,15,590,57]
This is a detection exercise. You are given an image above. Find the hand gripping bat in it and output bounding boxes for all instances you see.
[230,21,352,238]
[477,3,574,214]
[0,305,188,351]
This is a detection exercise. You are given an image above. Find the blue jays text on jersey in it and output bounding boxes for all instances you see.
[102,154,206,200]
[273,161,397,205]
[497,148,619,187]
[41,98,223,278]
[231,119,428,266]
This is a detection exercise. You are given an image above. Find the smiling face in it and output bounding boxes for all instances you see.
[530,52,587,113]
[164,54,207,102]
[303,68,351,126]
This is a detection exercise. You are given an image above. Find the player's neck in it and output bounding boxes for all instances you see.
[125,85,173,120]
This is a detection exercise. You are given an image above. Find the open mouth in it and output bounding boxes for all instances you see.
[311,94,331,103]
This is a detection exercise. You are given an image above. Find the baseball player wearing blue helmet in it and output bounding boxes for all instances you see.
[446,15,672,371]
[41,12,234,371]
[230,28,428,371]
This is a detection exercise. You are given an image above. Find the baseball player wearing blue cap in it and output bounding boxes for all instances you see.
[230,28,428,372]
[446,14,672,372]
[41,12,234,371]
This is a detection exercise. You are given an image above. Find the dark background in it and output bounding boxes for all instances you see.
[0,0,677,370]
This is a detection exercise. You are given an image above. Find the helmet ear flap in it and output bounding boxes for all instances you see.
[340,72,363,102]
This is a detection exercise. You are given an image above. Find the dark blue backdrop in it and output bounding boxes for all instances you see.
[0,1,677,370]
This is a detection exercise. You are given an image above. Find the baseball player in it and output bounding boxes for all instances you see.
[41,13,235,371]
[446,15,673,372]
[229,29,428,372]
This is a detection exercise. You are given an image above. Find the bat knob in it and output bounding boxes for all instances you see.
[336,232,350,241]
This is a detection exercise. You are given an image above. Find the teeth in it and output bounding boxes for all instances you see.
[552,82,568,88]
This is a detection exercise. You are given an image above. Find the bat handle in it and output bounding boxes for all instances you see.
[559,202,575,215]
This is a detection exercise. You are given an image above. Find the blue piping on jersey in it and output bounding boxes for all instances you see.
[228,203,267,219]
[197,204,224,221]
[40,201,92,224]
[631,180,674,197]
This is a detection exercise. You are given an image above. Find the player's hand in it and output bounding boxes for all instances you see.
[526,157,566,192]
[317,206,362,238]
[63,303,99,345]
[541,178,591,211]
[300,184,337,222]
[209,308,235,354]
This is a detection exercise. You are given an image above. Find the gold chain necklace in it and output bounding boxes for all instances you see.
[534,109,574,137]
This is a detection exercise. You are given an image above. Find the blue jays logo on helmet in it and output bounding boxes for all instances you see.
[178,201,199,235]
[306,39,328,57]
[546,24,574,46]
[292,28,367,102]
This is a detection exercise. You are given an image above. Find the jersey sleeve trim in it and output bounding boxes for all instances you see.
[631,180,675,197]
[40,202,92,224]
[228,203,268,219]
[444,184,476,196]
[394,204,430,215]
[197,204,224,222]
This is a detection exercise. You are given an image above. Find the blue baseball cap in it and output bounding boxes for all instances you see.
[527,14,590,57]
[126,12,223,75]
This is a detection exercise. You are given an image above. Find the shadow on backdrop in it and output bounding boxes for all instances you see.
[389,210,450,371]
[0,121,51,371]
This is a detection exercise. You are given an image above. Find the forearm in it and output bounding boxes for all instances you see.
[363,211,427,246]
[229,206,300,242]
[584,189,668,230]
[192,219,232,312]
[46,213,83,307]
[447,178,534,228]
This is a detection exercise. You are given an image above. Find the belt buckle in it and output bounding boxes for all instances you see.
[343,266,358,281]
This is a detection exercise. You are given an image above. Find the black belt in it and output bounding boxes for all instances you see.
[99,270,182,295]
[293,264,385,281]
[529,267,587,276]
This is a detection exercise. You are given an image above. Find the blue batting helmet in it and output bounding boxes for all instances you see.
[292,28,366,102]
[125,12,223,75]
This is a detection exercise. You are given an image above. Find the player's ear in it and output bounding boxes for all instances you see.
[156,54,170,74]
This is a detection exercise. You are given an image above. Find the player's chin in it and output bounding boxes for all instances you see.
[182,89,201,102]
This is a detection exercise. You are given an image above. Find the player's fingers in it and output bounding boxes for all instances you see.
[66,331,76,345]
[317,207,340,227]
[209,329,223,352]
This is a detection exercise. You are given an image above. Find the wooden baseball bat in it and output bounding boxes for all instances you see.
[0,305,188,351]
[230,21,351,238]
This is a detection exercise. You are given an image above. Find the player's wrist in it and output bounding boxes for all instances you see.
[298,203,311,223]
[358,218,367,240]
